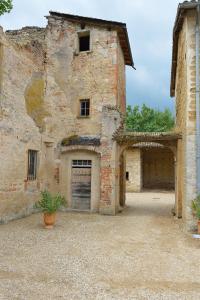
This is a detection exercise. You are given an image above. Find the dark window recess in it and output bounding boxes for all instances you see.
[126,171,129,181]
[27,150,38,180]
[80,99,90,117]
[79,34,90,52]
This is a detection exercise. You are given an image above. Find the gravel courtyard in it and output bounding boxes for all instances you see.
[0,192,200,300]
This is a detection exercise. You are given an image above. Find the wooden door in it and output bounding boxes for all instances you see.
[71,160,91,210]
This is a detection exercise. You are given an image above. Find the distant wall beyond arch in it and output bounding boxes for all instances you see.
[125,146,175,192]
[142,147,175,190]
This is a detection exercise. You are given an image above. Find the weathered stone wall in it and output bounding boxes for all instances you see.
[0,15,126,222]
[175,10,197,230]
[185,11,198,230]
[100,105,122,215]
[126,148,141,192]
[175,21,187,132]
[117,39,126,113]
[44,16,125,215]
[44,16,120,140]
[0,26,46,222]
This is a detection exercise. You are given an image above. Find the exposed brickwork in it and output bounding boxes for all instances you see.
[99,106,122,214]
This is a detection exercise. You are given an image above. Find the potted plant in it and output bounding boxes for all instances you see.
[192,195,200,234]
[35,190,66,229]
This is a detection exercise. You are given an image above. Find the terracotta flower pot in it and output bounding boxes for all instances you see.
[198,220,200,235]
[43,212,56,229]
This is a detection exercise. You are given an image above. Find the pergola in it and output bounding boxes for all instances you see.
[114,130,183,217]
[114,131,182,153]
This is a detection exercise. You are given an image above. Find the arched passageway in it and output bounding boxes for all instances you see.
[114,132,182,218]
[124,143,175,219]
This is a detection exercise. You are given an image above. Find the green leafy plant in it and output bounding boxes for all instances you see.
[192,195,200,220]
[0,0,13,16]
[34,191,66,214]
[126,104,175,132]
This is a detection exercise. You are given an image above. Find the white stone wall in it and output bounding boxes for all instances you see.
[125,148,141,192]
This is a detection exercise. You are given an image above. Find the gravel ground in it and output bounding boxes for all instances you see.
[0,192,200,300]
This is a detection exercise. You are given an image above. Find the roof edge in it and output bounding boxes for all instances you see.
[47,11,134,67]
[49,11,127,27]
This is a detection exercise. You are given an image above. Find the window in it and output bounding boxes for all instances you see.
[126,171,129,181]
[72,160,92,168]
[27,150,38,180]
[80,99,90,117]
[79,32,90,52]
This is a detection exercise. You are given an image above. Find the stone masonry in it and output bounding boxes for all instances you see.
[126,148,142,192]
[1,2,200,233]
[0,12,133,222]
[171,1,200,230]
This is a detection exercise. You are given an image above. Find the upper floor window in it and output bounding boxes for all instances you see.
[80,99,90,117]
[79,31,90,52]
[27,150,38,181]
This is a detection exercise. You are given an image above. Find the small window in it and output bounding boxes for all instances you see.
[72,160,92,168]
[79,32,90,52]
[27,150,38,180]
[126,171,129,181]
[80,99,90,117]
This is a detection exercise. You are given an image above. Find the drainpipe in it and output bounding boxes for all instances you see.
[195,2,200,195]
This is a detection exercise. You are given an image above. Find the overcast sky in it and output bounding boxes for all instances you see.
[0,0,181,111]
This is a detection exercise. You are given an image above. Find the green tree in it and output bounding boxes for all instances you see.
[0,0,13,16]
[126,104,175,132]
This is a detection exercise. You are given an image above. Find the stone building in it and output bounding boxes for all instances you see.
[1,2,200,232]
[0,12,133,222]
[170,0,200,230]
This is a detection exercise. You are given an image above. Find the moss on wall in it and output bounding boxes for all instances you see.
[25,74,49,131]
[61,135,79,146]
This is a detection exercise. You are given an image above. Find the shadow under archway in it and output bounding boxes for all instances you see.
[115,132,182,219]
